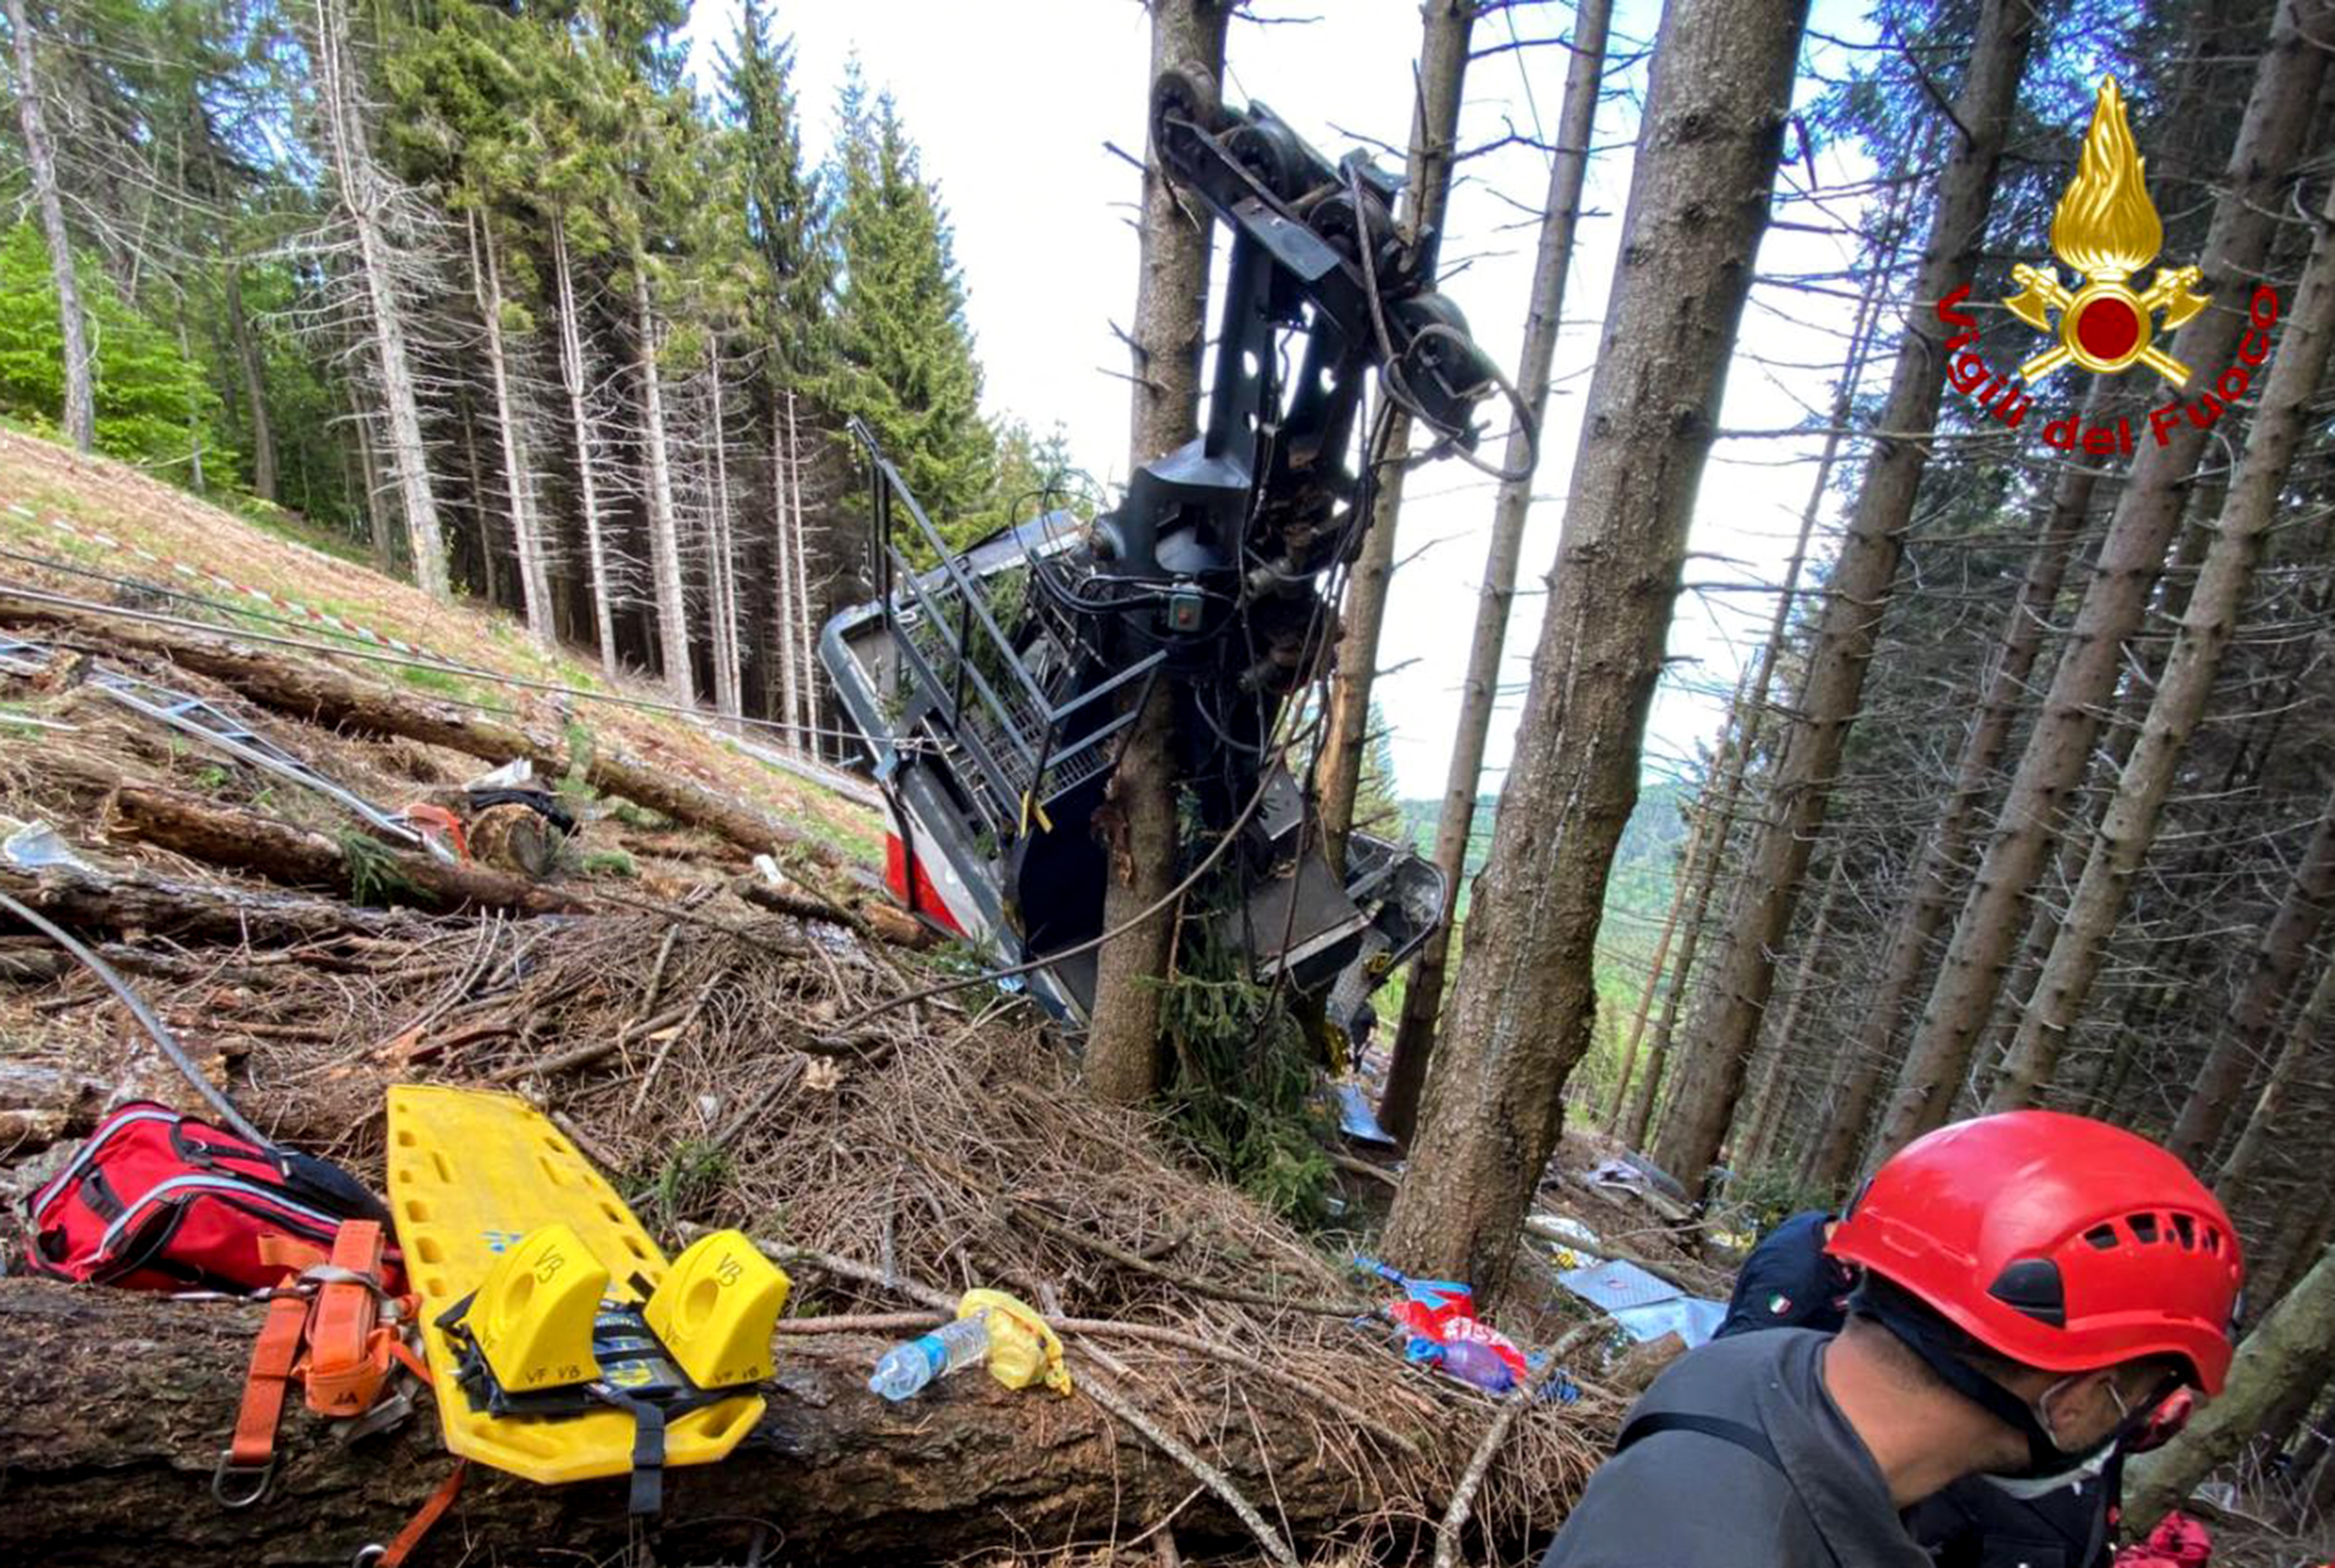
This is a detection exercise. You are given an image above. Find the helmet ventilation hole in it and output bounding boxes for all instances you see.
[2083,1224,2119,1250]
[2128,1213,2160,1245]
[2171,1214,2196,1249]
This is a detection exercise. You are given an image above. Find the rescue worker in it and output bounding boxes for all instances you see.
[1713,1204,2186,1567]
[1714,1208,1852,1337]
[1539,1111,2243,1568]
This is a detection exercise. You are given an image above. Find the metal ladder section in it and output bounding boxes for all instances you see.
[0,634,448,861]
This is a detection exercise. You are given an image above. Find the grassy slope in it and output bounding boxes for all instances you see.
[0,429,881,862]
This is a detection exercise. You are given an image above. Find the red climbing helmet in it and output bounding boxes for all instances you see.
[1829,1111,2244,1394]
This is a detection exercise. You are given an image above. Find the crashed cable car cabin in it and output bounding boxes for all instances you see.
[821,73,1506,1049]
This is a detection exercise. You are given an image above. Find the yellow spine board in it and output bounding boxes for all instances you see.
[385,1085,764,1485]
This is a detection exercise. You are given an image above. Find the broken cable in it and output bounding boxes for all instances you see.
[0,889,274,1148]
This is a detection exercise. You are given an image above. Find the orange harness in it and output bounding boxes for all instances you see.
[217,1219,427,1507]
[215,1220,456,1562]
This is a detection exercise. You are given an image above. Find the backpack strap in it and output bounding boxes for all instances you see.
[1617,1411,1785,1472]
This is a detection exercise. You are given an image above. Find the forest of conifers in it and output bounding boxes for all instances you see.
[1,0,1037,742]
[5,0,2334,1437]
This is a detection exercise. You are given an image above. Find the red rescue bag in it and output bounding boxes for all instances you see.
[20,1102,397,1294]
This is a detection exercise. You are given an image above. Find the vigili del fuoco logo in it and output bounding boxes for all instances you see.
[1935,76,2282,452]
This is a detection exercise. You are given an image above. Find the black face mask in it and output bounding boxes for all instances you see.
[1850,1283,2174,1482]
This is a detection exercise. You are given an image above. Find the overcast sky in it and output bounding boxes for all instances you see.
[685,0,1881,798]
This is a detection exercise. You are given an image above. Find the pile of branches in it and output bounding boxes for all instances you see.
[5,896,1618,1564]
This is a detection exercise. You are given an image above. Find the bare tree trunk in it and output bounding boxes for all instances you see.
[2217,950,2335,1197]
[552,215,620,677]
[349,389,394,571]
[1802,381,2111,1192]
[1315,0,1473,875]
[223,261,276,503]
[1379,0,1806,1301]
[1653,0,2038,1203]
[1380,0,1612,1144]
[1628,675,1756,1152]
[2125,1239,2335,1532]
[1082,0,1229,1105]
[1634,152,1916,1172]
[459,397,496,602]
[2171,790,2335,1164]
[1990,189,2335,1110]
[1603,796,1711,1133]
[6,0,94,453]
[471,210,555,648]
[1876,0,2331,1165]
[1740,853,1847,1172]
[787,391,820,751]
[706,337,743,722]
[771,389,802,746]
[634,258,695,707]
[310,0,447,601]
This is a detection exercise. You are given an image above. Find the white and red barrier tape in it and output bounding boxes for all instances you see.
[4,499,432,658]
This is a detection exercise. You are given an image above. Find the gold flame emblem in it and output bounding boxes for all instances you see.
[2003,77,2208,386]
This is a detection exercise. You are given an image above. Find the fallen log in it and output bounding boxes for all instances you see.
[0,592,841,870]
[106,783,589,918]
[0,1279,1383,1566]
[0,863,402,943]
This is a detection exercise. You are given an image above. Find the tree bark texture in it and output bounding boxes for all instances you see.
[6,0,95,453]
[1378,0,1806,1303]
[1989,187,2335,1111]
[1653,0,2038,1202]
[1800,380,2110,1192]
[2172,789,2335,1165]
[1316,0,1474,875]
[311,0,448,603]
[1876,0,2332,1166]
[1082,0,1228,1104]
[2125,1239,2335,1531]
[0,593,840,869]
[0,1281,1378,1567]
[0,863,404,944]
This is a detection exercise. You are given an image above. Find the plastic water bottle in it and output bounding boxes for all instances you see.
[1438,1338,1517,1393]
[868,1313,991,1401]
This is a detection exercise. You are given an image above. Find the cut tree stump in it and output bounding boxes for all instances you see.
[0,1279,1381,1565]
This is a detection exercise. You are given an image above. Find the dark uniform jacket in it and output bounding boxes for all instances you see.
[1713,1209,2114,1568]
[1539,1329,1935,1568]
[1716,1209,1854,1338]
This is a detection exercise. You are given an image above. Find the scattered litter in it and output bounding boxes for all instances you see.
[869,1289,1070,1401]
[3,820,89,873]
[1523,1211,1605,1267]
[1356,1255,1530,1393]
[464,758,537,791]
[1334,1081,1397,1147]
[1556,1257,1728,1349]
[1580,1156,1693,1221]
[751,852,789,888]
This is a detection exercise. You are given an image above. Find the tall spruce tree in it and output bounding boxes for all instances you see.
[826,72,993,541]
